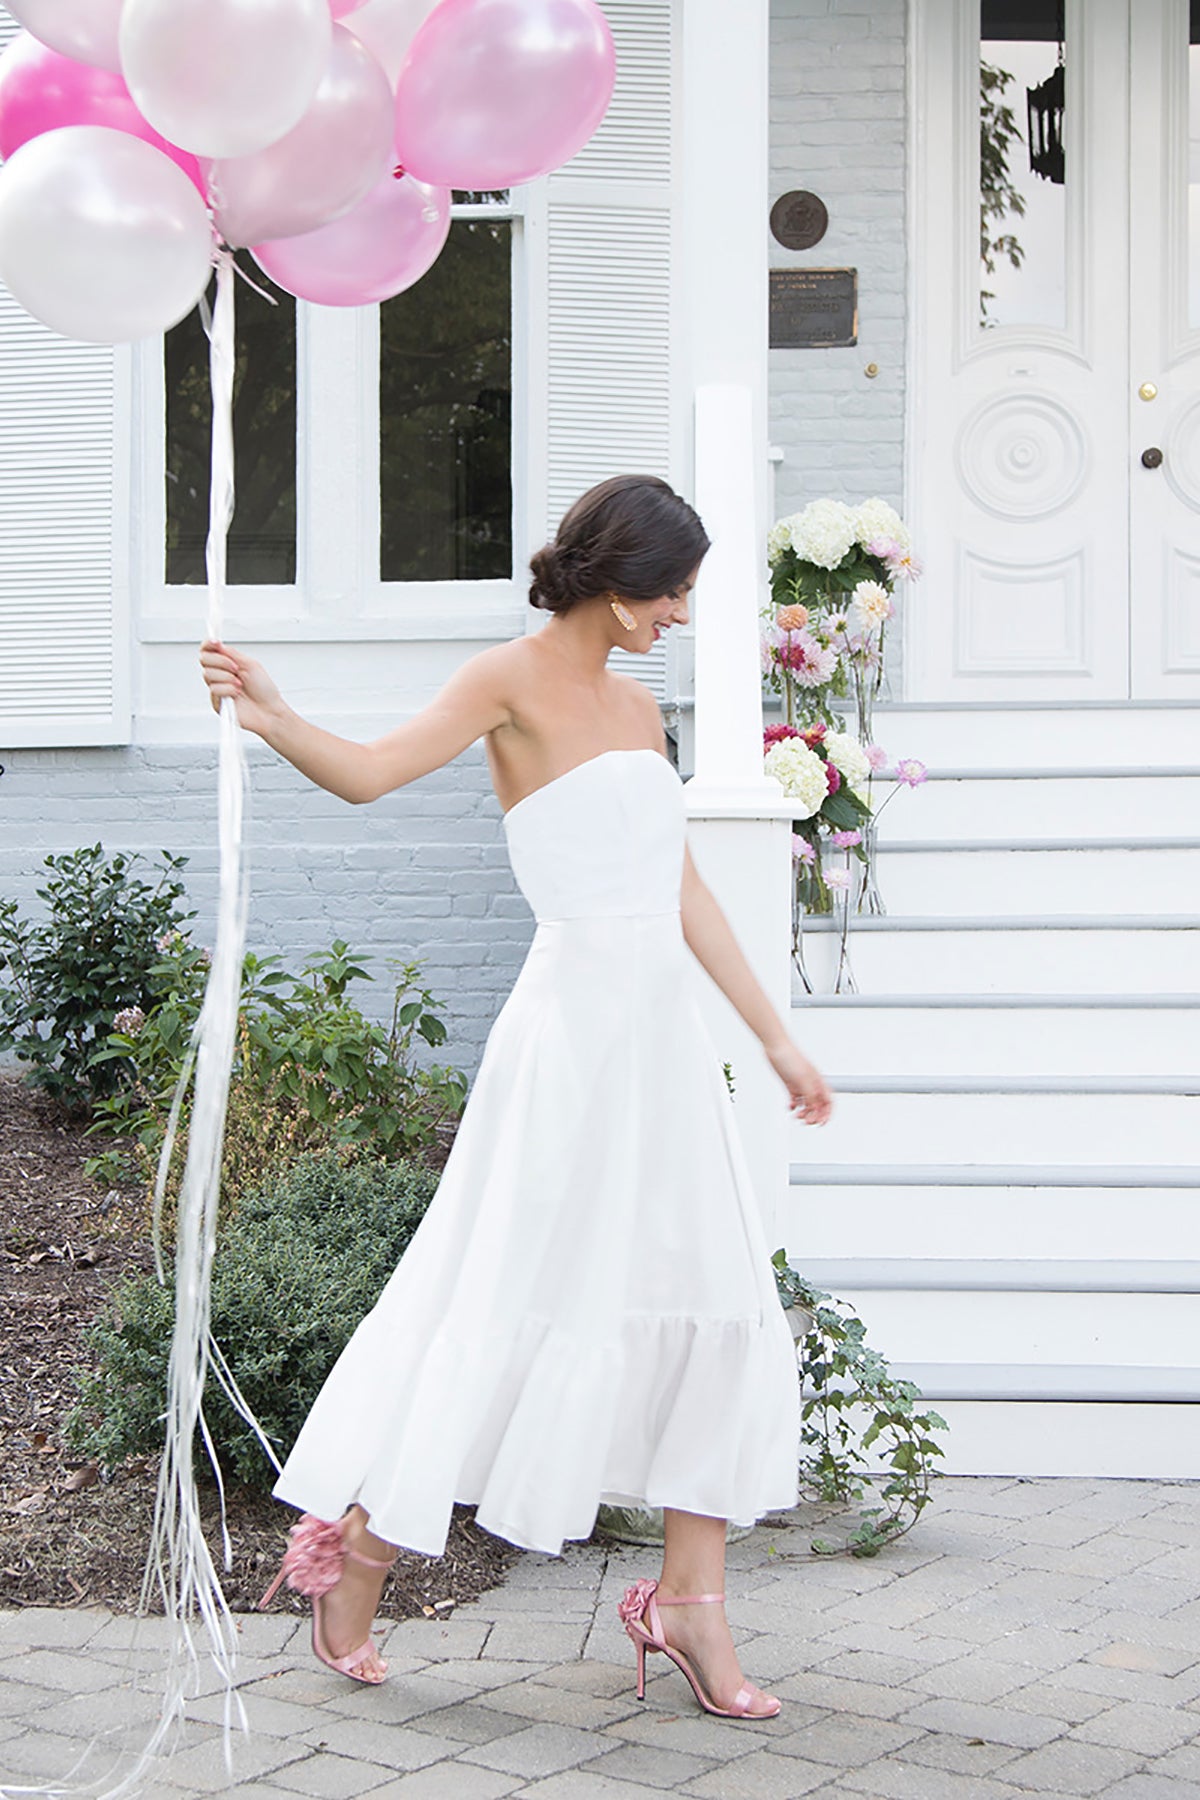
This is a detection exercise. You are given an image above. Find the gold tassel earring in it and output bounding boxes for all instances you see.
[610,597,638,633]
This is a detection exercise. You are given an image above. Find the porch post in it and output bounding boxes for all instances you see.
[679,0,794,1250]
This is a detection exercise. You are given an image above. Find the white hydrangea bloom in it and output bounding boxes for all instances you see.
[767,518,795,562]
[763,737,829,820]
[824,730,872,800]
[854,497,911,551]
[787,499,858,571]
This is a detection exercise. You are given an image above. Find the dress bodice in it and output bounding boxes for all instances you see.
[502,748,685,922]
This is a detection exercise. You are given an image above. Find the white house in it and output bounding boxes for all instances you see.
[2,0,1198,1478]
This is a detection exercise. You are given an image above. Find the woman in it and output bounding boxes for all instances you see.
[200,474,832,1722]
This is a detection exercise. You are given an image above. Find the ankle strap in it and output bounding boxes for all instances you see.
[346,1545,395,1571]
[654,1590,725,1606]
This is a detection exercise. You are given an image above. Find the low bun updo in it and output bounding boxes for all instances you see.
[528,475,710,614]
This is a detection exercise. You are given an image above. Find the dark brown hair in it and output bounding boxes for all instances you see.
[528,475,710,614]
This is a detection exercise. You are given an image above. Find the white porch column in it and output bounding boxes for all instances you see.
[679,0,794,1251]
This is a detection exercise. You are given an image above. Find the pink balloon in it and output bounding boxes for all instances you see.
[394,0,615,188]
[0,33,204,193]
[344,0,439,86]
[330,0,368,14]
[206,27,393,248]
[250,166,449,306]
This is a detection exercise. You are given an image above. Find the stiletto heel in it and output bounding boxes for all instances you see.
[259,1512,396,1685]
[617,1578,781,1720]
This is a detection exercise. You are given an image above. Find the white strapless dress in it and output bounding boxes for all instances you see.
[273,748,800,1556]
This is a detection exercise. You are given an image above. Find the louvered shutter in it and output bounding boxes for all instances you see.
[543,0,676,699]
[0,5,128,747]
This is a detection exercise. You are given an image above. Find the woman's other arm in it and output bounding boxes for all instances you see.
[199,640,514,804]
[681,845,833,1125]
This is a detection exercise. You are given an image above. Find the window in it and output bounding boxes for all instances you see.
[380,215,513,582]
[165,279,298,584]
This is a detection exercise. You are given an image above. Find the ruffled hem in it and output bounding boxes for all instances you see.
[273,1307,800,1559]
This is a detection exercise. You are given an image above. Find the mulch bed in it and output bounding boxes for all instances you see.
[0,1072,516,1615]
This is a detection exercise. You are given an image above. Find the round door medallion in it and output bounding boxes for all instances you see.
[770,189,829,251]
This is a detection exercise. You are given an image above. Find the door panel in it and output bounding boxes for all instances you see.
[1129,0,1200,697]
[908,0,1131,702]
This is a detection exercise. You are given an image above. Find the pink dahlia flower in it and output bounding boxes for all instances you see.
[764,723,800,748]
[791,833,817,866]
[830,829,862,849]
[866,743,888,772]
[824,867,852,894]
[893,758,928,787]
[778,630,838,687]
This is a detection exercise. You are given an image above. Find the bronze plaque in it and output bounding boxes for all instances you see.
[769,267,858,349]
[770,189,829,251]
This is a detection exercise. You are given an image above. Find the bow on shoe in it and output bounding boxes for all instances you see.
[260,1513,347,1608]
[617,1577,659,1627]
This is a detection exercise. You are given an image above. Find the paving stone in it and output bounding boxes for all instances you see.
[156,1731,312,1792]
[268,1751,396,1796]
[366,1764,523,1799]
[893,1694,1063,1748]
[6,1648,128,1694]
[772,1711,920,1767]
[903,1654,1031,1704]
[893,1731,1025,1778]
[998,1736,1144,1793]
[89,1613,188,1650]
[0,1679,59,1720]
[380,1617,494,1660]
[813,1622,964,1666]
[541,1659,638,1698]
[600,1705,780,1760]
[482,1618,589,1663]
[836,1762,1028,1799]
[1090,1780,1200,1799]
[987,1624,1114,1671]
[680,1747,861,1798]
[188,1688,332,1741]
[459,1721,613,1778]
[407,1698,531,1746]
[0,1609,107,1649]
[771,1667,912,1720]
[0,1725,110,1779]
[583,1738,716,1788]
[21,1682,163,1738]
[1073,1699,1200,1756]
[320,1669,496,1723]
[1151,1746,1200,1783]
[472,1678,639,1730]
[519,1771,686,1800]
[303,1718,462,1772]
[1090,1576,1192,1617]
[1005,1681,1119,1724]
[1090,1641,1200,1677]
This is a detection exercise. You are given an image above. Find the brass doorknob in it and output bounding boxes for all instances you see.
[1141,446,1164,469]
[1139,381,1158,401]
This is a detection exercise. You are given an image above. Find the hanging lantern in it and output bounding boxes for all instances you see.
[1026,55,1064,184]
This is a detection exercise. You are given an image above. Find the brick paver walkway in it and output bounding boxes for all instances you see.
[4,1479,1200,1798]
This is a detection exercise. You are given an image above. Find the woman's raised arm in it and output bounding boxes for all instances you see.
[199,640,514,804]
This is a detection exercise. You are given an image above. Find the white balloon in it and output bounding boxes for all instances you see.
[120,0,332,159]
[0,126,214,343]
[5,0,124,74]
[344,0,439,87]
[206,26,393,248]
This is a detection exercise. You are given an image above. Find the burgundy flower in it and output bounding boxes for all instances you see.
[825,762,842,794]
[763,723,799,748]
[800,724,827,748]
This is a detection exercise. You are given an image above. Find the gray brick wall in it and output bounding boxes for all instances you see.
[769,0,907,521]
[0,744,532,1078]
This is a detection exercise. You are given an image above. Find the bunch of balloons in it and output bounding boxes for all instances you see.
[0,0,615,342]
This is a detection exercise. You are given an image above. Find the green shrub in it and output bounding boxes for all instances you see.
[0,845,192,1109]
[67,1151,440,1488]
[86,940,468,1205]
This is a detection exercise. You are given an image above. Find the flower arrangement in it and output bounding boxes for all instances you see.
[764,496,921,743]
[761,499,927,988]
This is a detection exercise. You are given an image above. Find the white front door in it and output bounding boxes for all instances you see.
[908,0,1200,702]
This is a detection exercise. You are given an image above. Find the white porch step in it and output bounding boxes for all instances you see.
[795,917,1200,993]
[872,770,1200,841]
[792,995,1200,1079]
[790,1089,1199,1166]
[787,1173,1200,1262]
[919,1402,1200,1479]
[868,702,1199,770]
[871,843,1200,914]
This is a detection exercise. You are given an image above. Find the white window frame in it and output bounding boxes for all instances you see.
[133,190,534,650]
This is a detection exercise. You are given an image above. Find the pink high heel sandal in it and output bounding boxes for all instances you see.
[617,1578,781,1719]
[259,1512,396,1685]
